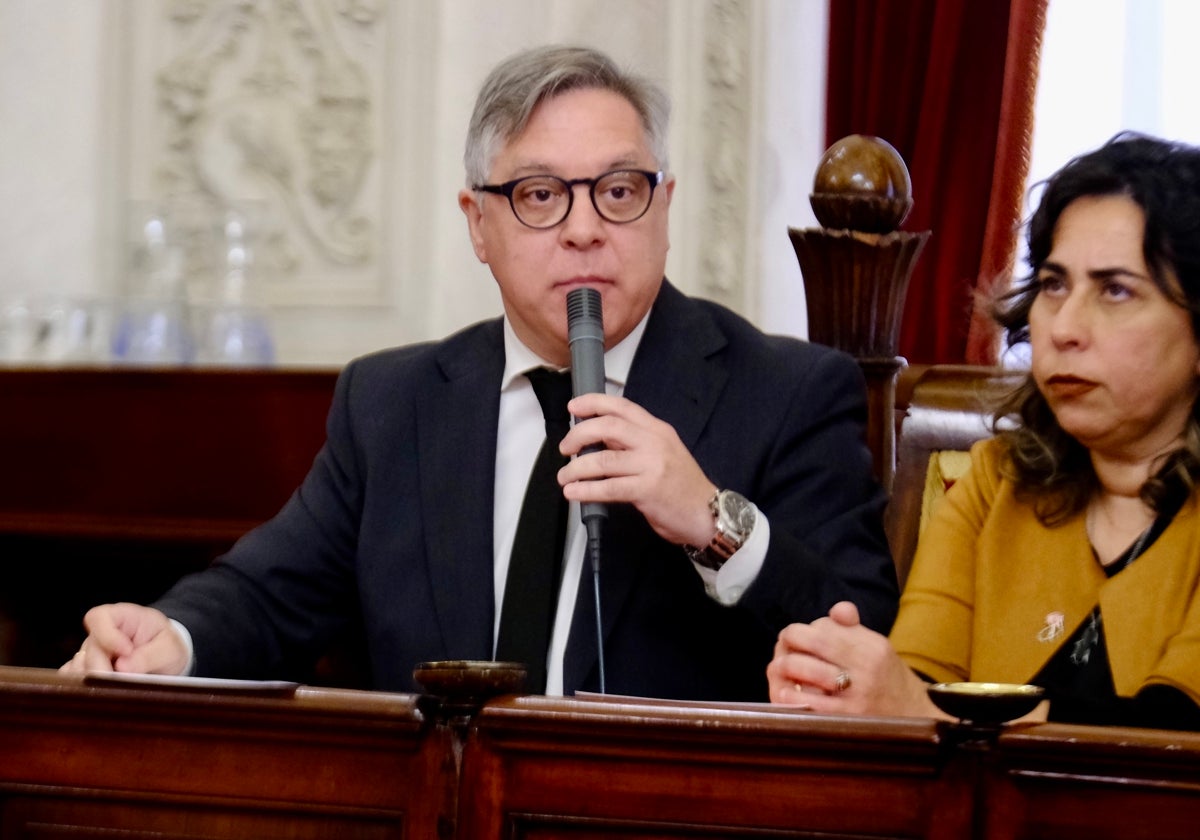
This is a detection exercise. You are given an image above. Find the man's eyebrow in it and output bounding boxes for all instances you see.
[500,155,649,180]
[502,162,556,179]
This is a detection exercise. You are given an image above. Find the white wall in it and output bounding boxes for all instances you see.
[756,0,825,339]
[0,1,111,299]
[1026,0,1200,219]
[0,0,826,367]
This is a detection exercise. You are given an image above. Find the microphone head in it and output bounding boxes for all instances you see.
[567,287,603,342]
[566,286,606,399]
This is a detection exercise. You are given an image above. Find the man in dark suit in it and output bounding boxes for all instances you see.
[63,45,897,701]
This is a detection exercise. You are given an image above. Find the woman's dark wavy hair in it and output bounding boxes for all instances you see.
[993,132,1200,524]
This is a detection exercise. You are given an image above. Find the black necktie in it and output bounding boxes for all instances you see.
[495,368,573,693]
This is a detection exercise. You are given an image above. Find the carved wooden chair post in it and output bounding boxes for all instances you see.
[789,135,930,494]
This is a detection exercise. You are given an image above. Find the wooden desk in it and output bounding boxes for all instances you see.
[2,667,1200,838]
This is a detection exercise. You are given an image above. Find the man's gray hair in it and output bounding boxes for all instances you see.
[464,45,670,186]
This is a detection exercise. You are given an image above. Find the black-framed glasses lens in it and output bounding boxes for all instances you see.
[499,170,660,228]
[590,170,658,223]
[508,177,572,228]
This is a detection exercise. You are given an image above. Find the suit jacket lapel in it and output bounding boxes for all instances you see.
[563,281,729,692]
[418,320,505,661]
[627,282,729,450]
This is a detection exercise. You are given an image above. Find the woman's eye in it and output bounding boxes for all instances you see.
[1100,279,1132,300]
[1035,274,1066,294]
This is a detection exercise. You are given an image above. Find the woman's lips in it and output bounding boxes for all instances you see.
[1044,375,1098,397]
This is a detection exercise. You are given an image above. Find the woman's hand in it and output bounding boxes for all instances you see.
[767,601,947,718]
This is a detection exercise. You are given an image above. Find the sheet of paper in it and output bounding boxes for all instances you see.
[83,671,300,696]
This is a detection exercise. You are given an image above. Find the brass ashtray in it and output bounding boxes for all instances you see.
[412,660,528,700]
[927,682,1045,726]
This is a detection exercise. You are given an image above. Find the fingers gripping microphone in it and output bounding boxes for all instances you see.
[566,286,608,692]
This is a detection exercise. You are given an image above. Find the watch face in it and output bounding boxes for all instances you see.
[719,491,755,538]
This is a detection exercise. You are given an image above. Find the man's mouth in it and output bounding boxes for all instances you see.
[556,276,613,290]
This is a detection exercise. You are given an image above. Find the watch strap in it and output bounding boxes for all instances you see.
[683,489,749,571]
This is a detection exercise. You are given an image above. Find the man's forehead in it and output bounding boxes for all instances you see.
[513,91,645,138]
[482,87,656,180]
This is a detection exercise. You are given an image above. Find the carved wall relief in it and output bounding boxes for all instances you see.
[120,0,390,306]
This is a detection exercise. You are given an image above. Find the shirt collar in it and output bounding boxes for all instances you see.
[500,307,650,392]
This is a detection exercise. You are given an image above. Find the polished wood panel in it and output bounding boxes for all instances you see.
[0,666,445,839]
[0,367,337,539]
[0,368,338,669]
[459,694,971,839]
[985,723,1200,840]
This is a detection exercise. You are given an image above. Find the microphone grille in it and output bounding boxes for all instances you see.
[567,287,602,327]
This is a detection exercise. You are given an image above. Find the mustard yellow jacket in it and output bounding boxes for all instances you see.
[890,437,1200,702]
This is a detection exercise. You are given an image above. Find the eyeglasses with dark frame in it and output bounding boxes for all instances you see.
[473,169,665,229]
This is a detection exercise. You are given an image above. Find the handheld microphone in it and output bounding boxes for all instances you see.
[566,286,608,692]
[566,287,608,525]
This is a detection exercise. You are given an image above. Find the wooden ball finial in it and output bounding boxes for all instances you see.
[810,135,913,232]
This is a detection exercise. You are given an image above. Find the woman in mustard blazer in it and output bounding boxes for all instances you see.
[768,133,1200,730]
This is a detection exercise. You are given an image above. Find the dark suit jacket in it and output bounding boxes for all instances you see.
[156,281,897,700]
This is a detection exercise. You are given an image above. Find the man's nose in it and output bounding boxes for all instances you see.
[558,185,606,246]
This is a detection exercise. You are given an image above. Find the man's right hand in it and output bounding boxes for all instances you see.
[59,603,189,676]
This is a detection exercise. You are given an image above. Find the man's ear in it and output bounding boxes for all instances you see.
[459,189,488,263]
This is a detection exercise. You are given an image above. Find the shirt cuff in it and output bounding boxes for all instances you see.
[168,618,197,676]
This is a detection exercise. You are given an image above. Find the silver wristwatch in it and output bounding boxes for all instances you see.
[684,489,756,570]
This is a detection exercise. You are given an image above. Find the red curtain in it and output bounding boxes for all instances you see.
[825,0,1047,364]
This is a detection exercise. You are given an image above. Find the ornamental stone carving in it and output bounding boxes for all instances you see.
[125,0,387,304]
